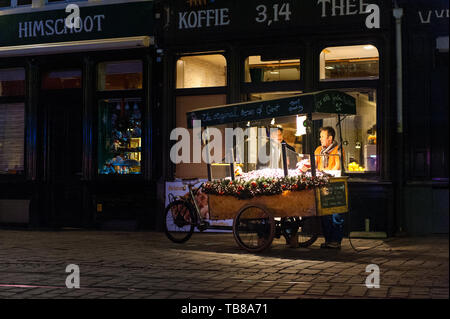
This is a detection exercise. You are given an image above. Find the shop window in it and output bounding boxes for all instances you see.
[321,90,377,173]
[175,94,227,179]
[239,92,305,161]
[320,45,379,81]
[245,56,300,83]
[98,98,142,175]
[0,68,25,96]
[42,69,82,90]
[97,60,143,91]
[0,103,25,175]
[176,54,227,89]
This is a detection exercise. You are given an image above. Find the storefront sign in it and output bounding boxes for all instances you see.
[418,9,449,24]
[0,1,153,47]
[18,15,105,39]
[165,0,387,42]
[178,8,231,29]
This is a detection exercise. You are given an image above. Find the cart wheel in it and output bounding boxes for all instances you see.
[233,205,275,252]
[281,216,320,248]
[164,200,196,243]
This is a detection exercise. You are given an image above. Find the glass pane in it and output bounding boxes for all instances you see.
[0,103,25,175]
[210,132,314,181]
[175,94,227,179]
[245,56,300,83]
[42,69,82,89]
[321,90,377,173]
[320,45,379,81]
[176,54,226,89]
[0,68,25,96]
[98,98,142,175]
[98,60,143,91]
[17,0,32,5]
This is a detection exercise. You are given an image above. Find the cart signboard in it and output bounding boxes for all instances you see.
[315,177,349,216]
[186,90,355,128]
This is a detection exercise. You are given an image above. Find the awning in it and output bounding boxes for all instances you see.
[186,90,356,128]
[0,36,153,57]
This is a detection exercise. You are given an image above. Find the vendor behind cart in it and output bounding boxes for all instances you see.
[315,126,345,250]
[315,126,341,171]
[269,125,297,169]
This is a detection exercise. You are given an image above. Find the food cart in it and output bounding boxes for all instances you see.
[165,90,355,252]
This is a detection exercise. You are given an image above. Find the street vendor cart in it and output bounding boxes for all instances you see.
[164,90,355,252]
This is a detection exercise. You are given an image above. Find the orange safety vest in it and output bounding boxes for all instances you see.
[314,145,342,171]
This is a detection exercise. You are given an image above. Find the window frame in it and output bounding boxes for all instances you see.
[316,42,382,180]
[94,58,146,180]
[175,52,229,91]
[240,45,305,95]
[0,66,27,180]
[318,44,380,83]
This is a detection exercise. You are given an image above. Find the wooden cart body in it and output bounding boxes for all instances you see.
[208,177,349,220]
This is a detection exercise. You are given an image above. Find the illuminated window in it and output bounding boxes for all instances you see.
[320,45,379,81]
[0,68,25,96]
[176,54,227,89]
[98,60,143,91]
[98,98,142,175]
[321,90,378,173]
[245,56,300,83]
[42,69,82,90]
[0,103,25,175]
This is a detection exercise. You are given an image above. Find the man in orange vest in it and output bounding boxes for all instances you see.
[315,126,341,171]
[315,126,345,249]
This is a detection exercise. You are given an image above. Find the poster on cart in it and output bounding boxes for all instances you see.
[165,180,232,232]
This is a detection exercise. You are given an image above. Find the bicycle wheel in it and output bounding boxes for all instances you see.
[233,205,275,253]
[282,216,320,248]
[291,216,320,248]
[164,200,196,243]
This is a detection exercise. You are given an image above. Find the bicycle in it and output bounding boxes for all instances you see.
[164,179,210,243]
[164,179,320,250]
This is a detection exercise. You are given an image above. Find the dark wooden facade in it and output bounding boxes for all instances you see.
[0,0,447,235]
[155,0,448,236]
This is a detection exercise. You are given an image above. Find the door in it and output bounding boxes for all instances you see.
[45,92,83,227]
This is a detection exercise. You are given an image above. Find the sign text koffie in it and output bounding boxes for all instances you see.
[178,8,230,29]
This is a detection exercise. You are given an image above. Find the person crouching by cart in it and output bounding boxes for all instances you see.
[315,126,345,250]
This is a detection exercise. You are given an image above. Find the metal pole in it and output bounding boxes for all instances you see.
[307,113,316,177]
[204,127,212,181]
[282,143,288,177]
[337,114,346,176]
[393,6,406,236]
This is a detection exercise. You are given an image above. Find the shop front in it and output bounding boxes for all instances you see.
[158,0,398,236]
[0,0,160,229]
[396,0,449,235]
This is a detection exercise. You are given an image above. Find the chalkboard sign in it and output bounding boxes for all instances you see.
[187,90,355,128]
[316,177,349,216]
[320,182,346,208]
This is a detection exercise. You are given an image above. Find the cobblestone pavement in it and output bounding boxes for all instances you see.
[0,230,448,299]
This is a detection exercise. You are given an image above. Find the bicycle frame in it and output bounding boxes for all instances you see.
[186,183,204,225]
